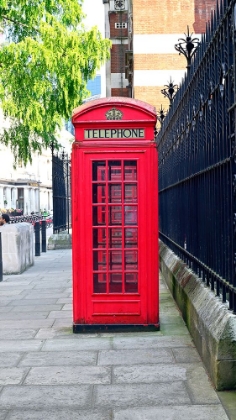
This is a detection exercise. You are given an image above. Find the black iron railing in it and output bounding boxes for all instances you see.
[52,151,71,234]
[157,0,236,313]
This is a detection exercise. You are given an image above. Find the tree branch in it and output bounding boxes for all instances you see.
[1,14,36,31]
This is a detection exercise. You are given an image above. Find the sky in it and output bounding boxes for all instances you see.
[82,0,106,97]
[82,0,105,33]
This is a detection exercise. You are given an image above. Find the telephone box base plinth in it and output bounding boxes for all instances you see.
[73,323,160,334]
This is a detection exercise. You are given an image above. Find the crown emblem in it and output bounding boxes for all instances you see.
[105,108,123,120]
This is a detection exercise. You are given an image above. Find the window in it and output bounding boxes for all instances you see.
[115,22,127,29]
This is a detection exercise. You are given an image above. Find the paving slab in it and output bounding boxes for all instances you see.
[112,335,193,349]
[5,409,112,420]
[0,320,54,329]
[23,292,70,299]
[0,367,29,385]
[0,290,24,296]
[0,249,233,419]
[0,307,12,313]
[0,385,92,410]
[172,346,201,363]
[0,284,34,289]
[186,365,222,404]
[93,382,191,408]
[47,310,72,318]
[24,366,111,385]
[98,348,174,365]
[0,340,43,352]
[9,299,59,306]
[11,304,62,312]
[56,298,72,304]
[113,363,191,383]
[0,312,50,320]
[113,405,229,420]
[19,350,98,367]
[42,337,112,351]
[0,329,37,345]
[52,319,73,328]
[0,353,23,368]
[34,327,73,339]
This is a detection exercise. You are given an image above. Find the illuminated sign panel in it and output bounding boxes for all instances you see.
[84,128,145,139]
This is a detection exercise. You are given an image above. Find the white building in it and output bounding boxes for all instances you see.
[0,143,48,215]
[0,110,73,216]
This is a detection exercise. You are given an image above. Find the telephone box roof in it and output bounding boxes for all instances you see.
[72,97,157,123]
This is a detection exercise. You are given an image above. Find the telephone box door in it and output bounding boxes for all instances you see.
[90,155,144,323]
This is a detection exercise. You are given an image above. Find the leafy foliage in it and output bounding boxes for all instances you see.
[0,0,111,164]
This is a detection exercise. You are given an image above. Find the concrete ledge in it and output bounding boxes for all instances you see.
[0,222,34,274]
[48,233,72,250]
[159,240,236,391]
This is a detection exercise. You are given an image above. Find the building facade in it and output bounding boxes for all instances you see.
[0,142,51,216]
[103,0,218,121]
[103,0,131,97]
[0,109,73,216]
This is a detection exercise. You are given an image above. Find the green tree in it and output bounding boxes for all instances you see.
[0,0,110,164]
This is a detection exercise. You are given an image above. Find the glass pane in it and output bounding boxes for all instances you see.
[109,250,122,270]
[109,184,122,203]
[125,228,138,247]
[124,206,137,225]
[124,161,137,180]
[94,273,106,293]
[109,272,122,293]
[93,184,106,204]
[109,206,122,225]
[93,161,106,181]
[93,250,107,271]
[124,184,137,203]
[125,273,138,293]
[93,228,106,248]
[92,159,139,295]
[125,250,138,269]
[93,206,106,225]
[109,228,122,248]
[109,161,122,181]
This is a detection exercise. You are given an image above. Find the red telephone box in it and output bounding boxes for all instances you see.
[71,97,159,332]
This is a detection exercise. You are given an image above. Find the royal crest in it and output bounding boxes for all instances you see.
[105,107,123,120]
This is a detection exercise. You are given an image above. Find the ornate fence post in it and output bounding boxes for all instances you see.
[41,219,47,252]
[34,221,41,256]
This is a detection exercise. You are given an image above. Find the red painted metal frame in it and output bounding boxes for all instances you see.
[72,98,159,330]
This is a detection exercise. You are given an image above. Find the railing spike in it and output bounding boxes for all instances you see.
[223,0,227,13]
[216,0,220,23]
[213,9,216,31]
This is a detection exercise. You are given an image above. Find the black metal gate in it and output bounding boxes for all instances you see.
[52,151,71,234]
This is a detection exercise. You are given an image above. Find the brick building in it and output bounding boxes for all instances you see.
[103,0,217,121]
[103,0,131,97]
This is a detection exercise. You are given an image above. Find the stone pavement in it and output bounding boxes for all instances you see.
[0,249,235,420]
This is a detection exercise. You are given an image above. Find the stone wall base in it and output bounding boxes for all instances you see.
[48,233,72,250]
[159,240,236,391]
